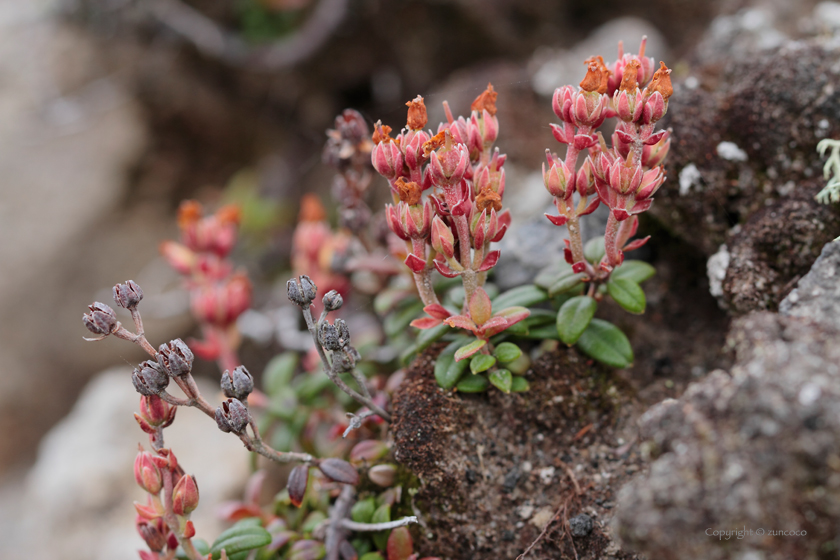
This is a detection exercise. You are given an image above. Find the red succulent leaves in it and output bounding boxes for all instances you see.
[444,288,530,350]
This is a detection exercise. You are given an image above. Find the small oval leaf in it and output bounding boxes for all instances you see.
[287,465,309,508]
[489,369,513,393]
[351,498,376,524]
[607,278,646,314]
[210,524,272,559]
[556,296,597,345]
[456,375,490,393]
[318,458,359,485]
[576,318,634,368]
[386,527,414,560]
[611,260,656,283]
[548,273,585,297]
[511,377,530,392]
[492,285,548,309]
[583,236,606,265]
[371,504,391,550]
[454,339,487,362]
[493,342,522,363]
[434,339,471,390]
[470,353,496,373]
[534,262,574,289]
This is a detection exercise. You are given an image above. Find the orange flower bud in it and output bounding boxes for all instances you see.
[371,122,393,144]
[619,59,641,92]
[475,185,502,213]
[647,61,673,100]
[394,177,423,206]
[471,83,498,116]
[405,95,428,130]
[580,56,610,94]
[177,200,203,231]
[422,129,446,157]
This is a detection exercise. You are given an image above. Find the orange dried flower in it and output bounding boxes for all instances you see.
[580,56,610,94]
[299,193,327,222]
[215,205,241,225]
[406,95,428,130]
[422,129,447,157]
[619,59,642,92]
[372,122,393,145]
[476,185,502,213]
[177,200,203,230]
[394,177,423,206]
[647,61,673,100]
[471,83,498,116]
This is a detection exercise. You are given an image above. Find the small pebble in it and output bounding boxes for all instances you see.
[569,513,593,537]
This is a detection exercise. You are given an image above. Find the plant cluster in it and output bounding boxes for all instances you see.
[82,36,673,560]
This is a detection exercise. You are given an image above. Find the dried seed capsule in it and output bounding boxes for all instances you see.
[299,275,317,302]
[287,278,304,306]
[113,280,144,309]
[216,398,249,434]
[319,323,341,351]
[83,302,118,335]
[322,290,343,312]
[335,319,350,348]
[332,351,355,373]
[287,465,309,508]
[221,366,254,400]
[132,360,169,396]
[157,339,194,377]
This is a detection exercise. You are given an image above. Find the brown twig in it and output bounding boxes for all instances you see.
[516,497,570,560]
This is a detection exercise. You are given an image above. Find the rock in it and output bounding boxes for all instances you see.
[779,239,840,329]
[0,369,250,560]
[613,312,840,560]
[569,513,594,537]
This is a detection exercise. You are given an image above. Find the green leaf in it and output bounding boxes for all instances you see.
[511,377,530,392]
[434,338,472,390]
[611,260,656,283]
[302,511,327,533]
[489,369,513,393]
[557,296,597,345]
[292,372,334,401]
[351,498,376,524]
[494,342,522,363]
[470,353,496,373]
[584,235,606,265]
[576,318,634,368]
[454,339,487,362]
[384,299,425,338]
[506,352,531,375]
[263,353,298,395]
[400,322,451,365]
[534,261,574,289]
[607,277,646,314]
[520,324,560,340]
[210,522,272,559]
[548,273,586,297]
[371,504,391,550]
[492,285,548,309]
[456,374,490,393]
[360,554,385,560]
[502,320,529,336]
[176,539,210,559]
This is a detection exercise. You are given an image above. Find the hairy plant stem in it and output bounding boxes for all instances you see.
[301,305,392,422]
[162,465,202,560]
[453,214,477,312]
[563,129,589,265]
[410,238,440,307]
[603,211,622,268]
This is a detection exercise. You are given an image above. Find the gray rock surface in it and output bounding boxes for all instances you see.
[0,369,250,560]
[780,239,840,329]
[613,312,840,559]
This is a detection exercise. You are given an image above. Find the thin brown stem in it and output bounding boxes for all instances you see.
[162,467,202,560]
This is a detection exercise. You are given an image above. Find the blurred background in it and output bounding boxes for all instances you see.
[0,0,830,557]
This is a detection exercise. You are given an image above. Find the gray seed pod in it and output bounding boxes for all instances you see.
[215,406,232,433]
[322,290,343,312]
[332,351,355,373]
[335,319,350,348]
[83,302,118,335]
[132,360,169,396]
[299,275,317,302]
[287,278,305,306]
[320,322,341,351]
[221,366,254,400]
[113,280,144,309]
[157,339,194,377]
